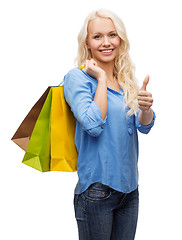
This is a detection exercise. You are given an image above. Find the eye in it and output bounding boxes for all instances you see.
[93,35,101,39]
[110,33,117,37]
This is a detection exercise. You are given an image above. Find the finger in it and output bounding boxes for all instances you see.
[138,100,153,107]
[84,60,92,73]
[85,60,89,67]
[138,96,153,103]
[87,60,95,70]
[138,105,151,111]
[138,90,152,97]
[90,58,97,66]
[138,102,152,110]
[140,75,150,91]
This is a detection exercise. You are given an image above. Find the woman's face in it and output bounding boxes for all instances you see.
[86,17,121,65]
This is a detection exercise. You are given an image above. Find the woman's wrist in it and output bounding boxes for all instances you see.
[97,73,107,84]
[139,108,153,125]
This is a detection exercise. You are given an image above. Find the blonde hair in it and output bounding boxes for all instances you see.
[75,8,139,116]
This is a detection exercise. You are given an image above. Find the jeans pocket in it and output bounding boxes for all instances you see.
[83,182,112,201]
[74,194,86,221]
[74,194,78,209]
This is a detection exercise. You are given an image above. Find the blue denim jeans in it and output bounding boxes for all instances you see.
[74,182,139,240]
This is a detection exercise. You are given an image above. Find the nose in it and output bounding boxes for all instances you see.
[102,36,111,47]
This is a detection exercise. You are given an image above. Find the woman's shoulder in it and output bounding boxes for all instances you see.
[65,67,83,78]
[64,67,97,85]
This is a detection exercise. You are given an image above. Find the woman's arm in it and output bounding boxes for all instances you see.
[64,64,107,137]
[84,59,108,120]
[93,77,107,120]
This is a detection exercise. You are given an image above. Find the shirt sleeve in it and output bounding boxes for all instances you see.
[135,109,156,134]
[64,69,107,137]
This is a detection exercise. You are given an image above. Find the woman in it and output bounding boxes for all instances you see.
[64,8,155,240]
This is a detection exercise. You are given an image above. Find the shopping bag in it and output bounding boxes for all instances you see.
[11,87,51,151]
[50,87,77,172]
[22,88,52,172]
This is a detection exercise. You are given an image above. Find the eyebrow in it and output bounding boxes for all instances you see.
[92,31,117,35]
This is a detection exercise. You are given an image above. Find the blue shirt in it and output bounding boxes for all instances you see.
[64,68,155,194]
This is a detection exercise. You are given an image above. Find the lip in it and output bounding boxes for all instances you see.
[99,49,114,55]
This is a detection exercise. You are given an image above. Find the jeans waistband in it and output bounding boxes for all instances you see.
[87,182,115,192]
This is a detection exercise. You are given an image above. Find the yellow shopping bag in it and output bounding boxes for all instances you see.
[50,86,78,172]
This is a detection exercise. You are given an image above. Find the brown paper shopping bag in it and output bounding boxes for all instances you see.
[11,87,51,151]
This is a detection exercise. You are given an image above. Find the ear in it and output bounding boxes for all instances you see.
[86,38,90,49]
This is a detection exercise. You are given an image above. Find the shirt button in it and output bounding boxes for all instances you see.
[128,128,133,135]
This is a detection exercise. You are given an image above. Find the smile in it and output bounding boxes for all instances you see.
[99,49,114,53]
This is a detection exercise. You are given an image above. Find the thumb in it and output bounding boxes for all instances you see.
[140,75,150,91]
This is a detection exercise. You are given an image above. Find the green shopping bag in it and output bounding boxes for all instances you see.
[22,88,52,172]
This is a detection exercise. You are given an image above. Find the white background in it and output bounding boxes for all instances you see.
[1,0,182,239]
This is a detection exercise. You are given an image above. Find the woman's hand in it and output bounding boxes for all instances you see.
[84,59,106,82]
[138,75,154,125]
[138,75,153,111]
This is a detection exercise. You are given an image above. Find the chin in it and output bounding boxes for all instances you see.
[96,52,118,63]
[99,57,116,64]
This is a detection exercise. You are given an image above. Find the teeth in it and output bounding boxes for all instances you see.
[101,50,113,53]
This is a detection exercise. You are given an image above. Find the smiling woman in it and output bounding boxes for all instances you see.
[63,8,155,240]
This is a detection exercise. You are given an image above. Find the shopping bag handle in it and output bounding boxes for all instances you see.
[58,80,64,86]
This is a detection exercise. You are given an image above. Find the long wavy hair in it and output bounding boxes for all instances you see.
[75,9,139,116]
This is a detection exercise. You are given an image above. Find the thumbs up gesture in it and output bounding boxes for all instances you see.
[138,75,153,111]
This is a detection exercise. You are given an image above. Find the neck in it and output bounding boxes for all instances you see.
[93,59,115,81]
